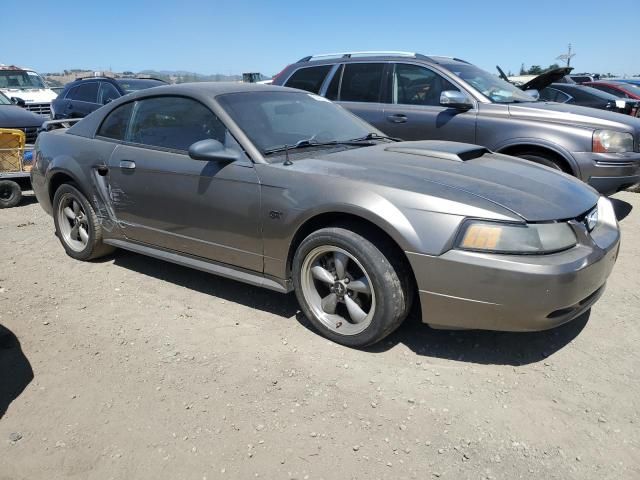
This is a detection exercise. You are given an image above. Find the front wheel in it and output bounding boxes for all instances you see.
[292,227,411,347]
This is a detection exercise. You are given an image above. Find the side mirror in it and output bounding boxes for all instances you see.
[188,139,240,162]
[10,97,26,107]
[523,89,540,101]
[439,90,473,110]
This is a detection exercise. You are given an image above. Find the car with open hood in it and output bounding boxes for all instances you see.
[273,52,640,195]
[31,83,620,347]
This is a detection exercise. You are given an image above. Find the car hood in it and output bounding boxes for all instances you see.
[290,141,598,222]
[507,101,640,131]
[0,88,57,104]
[0,105,45,127]
[519,67,574,91]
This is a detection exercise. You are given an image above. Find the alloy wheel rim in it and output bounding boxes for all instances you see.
[57,193,90,252]
[301,246,376,336]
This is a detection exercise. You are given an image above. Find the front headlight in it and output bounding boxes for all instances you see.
[592,130,634,153]
[456,221,577,254]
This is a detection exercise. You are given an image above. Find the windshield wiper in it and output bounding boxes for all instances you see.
[347,132,401,142]
[263,132,400,156]
[264,138,371,155]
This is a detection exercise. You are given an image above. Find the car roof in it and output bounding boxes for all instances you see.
[122,81,299,98]
[66,82,304,138]
[550,83,620,100]
[292,52,471,67]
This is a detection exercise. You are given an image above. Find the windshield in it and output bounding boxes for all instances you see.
[0,91,11,105]
[617,83,640,96]
[116,79,165,93]
[217,91,376,157]
[0,70,47,90]
[447,64,537,104]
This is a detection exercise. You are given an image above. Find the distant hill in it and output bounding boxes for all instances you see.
[43,69,270,86]
[138,70,245,83]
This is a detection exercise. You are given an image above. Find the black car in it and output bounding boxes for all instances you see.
[52,77,166,119]
[540,83,640,116]
[0,91,45,144]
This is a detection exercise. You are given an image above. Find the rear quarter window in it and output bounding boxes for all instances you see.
[284,65,332,94]
[96,102,134,140]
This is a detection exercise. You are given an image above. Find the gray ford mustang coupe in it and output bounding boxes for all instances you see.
[31,83,620,347]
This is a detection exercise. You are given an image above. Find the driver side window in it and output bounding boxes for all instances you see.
[127,96,227,151]
[393,64,459,106]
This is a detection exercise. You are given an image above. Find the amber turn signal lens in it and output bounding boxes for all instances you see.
[460,224,502,250]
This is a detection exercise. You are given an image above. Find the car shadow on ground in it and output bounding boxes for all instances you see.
[611,197,632,221]
[0,324,33,419]
[111,250,300,318]
[14,193,39,208]
[293,309,589,366]
[112,250,589,367]
[362,309,590,366]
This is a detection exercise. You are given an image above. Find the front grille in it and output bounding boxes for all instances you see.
[25,103,51,116]
[19,127,38,144]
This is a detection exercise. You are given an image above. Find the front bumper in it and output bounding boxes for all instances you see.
[573,151,640,195]
[406,218,620,332]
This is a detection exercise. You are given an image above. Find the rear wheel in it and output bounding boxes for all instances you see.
[0,180,21,209]
[292,227,411,347]
[53,183,114,260]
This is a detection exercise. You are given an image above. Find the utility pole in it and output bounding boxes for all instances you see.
[556,43,576,67]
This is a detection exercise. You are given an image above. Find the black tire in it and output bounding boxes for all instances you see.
[292,227,411,347]
[517,153,566,172]
[52,183,115,261]
[0,180,22,209]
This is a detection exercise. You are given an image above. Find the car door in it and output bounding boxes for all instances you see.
[66,81,100,118]
[381,63,476,142]
[99,81,121,106]
[99,95,263,272]
[330,62,387,129]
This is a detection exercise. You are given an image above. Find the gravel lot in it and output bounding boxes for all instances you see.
[1,192,639,480]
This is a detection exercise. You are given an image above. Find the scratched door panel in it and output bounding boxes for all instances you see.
[107,144,263,272]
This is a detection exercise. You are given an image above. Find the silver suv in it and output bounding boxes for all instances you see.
[273,51,640,194]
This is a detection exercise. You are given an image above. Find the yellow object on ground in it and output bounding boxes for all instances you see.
[0,128,26,173]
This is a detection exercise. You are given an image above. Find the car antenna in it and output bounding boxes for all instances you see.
[283,144,293,166]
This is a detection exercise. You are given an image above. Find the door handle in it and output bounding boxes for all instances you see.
[119,160,136,170]
[387,114,407,123]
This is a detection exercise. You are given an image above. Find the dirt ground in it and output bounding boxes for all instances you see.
[1,192,639,480]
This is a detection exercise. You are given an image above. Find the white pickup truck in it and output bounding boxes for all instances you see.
[0,65,57,117]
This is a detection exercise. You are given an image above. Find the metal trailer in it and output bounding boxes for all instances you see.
[0,128,33,208]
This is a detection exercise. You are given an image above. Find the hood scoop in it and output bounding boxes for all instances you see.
[384,141,490,162]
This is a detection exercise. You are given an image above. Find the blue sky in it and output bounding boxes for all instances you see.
[3,0,639,77]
